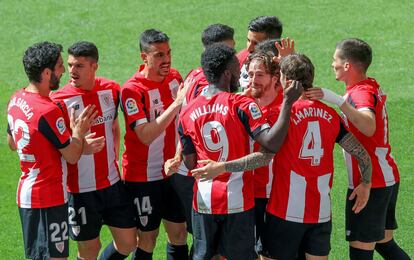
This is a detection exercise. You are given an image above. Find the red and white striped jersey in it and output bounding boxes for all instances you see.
[121,65,183,182]
[184,67,209,105]
[253,89,283,198]
[267,99,346,223]
[51,77,121,193]
[177,67,210,177]
[342,77,400,188]
[179,92,270,214]
[7,89,71,208]
[237,49,250,89]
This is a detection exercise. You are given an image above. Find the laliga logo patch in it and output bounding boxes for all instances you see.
[55,241,65,253]
[125,98,139,115]
[139,216,148,227]
[249,103,262,120]
[72,225,80,237]
[56,117,66,135]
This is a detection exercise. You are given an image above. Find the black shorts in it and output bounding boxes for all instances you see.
[68,180,135,241]
[254,198,268,253]
[346,182,399,242]
[19,203,69,259]
[125,178,186,232]
[170,173,195,234]
[262,213,332,259]
[192,208,255,260]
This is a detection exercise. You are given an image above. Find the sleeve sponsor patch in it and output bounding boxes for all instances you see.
[125,98,139,115]
[56,117,66,135]
[249,102,262,120]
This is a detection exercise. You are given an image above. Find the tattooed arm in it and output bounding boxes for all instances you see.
[338,132,372,213]
[191,146,274,181]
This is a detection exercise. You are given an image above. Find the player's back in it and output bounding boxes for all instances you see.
[7,89,70,208]
[179,91,270,214]
[268,99,342,223]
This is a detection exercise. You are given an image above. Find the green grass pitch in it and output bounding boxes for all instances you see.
[0,0,413,259]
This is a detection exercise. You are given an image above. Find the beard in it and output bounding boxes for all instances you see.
[251,83,271,98]
[49,72,60,90]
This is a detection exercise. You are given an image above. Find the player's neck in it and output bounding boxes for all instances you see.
[141,66,165,83]
[256,87,278,107]
[25,82,50,97]
[344,72,367,88]
[78,79,95,91]
[204,84,224,97]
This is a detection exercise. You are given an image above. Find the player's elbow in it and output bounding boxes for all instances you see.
[360,124,376,137]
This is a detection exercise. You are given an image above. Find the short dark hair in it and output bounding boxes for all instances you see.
[336,38,372,72]
[255,39,280,57]
[68,41,99,62]
[201,43,236,84]
[22,41,63,83]
[139,29,169,53]
[201,24,234,47]
[246,51,280,77]
[248,16,283,39]
[280,53,314,90]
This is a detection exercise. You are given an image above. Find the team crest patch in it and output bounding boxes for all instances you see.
[71,225,80,237]
[249,103,262,120]
[55,241,65,253]
[139,216,148,227]
[125,98,139,115]
[55,117,66,135]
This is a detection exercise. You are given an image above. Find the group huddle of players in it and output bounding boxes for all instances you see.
[7,15,410,260]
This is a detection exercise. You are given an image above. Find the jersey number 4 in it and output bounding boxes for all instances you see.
[299,121,324,166]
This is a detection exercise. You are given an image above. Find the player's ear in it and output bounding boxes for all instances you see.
[140,52,147,63]
[41,68,52,82]
[344,61,350,71]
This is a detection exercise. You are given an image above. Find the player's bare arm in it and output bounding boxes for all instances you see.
[191,146,274,181]
[255,80,303,153]
[112,117,120,158]
[134,80,192,145]
[338,132,372,213]
[306,87,376,136]
[7,134,17,151]
[60,104,97,164]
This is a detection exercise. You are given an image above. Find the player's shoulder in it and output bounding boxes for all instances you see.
[168,68,182,79]
[50,83,74,100]
[95,77,121,91]
[350,78,380,94]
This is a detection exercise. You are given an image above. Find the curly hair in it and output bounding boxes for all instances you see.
[280,53,314,90]
[201,43,236,84]
[22,41,63,83]
[246,51,280,78]
[68,41,99,62]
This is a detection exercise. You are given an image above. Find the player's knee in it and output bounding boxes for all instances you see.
[78,239,102,259]
[138,230,158,250]
[167,226,188,244]
[115,237,137,254]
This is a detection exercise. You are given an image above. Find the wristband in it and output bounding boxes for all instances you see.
[322,88,345,107]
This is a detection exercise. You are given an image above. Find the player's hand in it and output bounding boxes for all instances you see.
[164,157,182,176]
[240,84,252,97]
[283,80,303,105]
[349,182,371,214]
[305,87,324,100]
[274,37,295,62]
[174,77,195,106]
[83,132,105,155]
[72,105,98,136]
[191,159,226,181]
